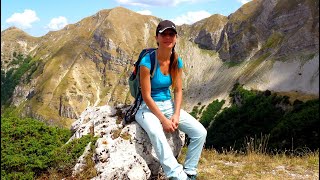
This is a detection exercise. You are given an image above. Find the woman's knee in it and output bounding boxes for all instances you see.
[200,127,207,139]
[195,124,207,139]
[193,118,207,139]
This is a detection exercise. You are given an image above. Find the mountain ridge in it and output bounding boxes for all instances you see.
[1,0,319,127]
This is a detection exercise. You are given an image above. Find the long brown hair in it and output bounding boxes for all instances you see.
[170,45,179,89]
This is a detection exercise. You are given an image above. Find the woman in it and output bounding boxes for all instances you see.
[135,20,207,180]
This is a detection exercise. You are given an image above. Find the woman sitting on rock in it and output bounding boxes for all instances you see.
[135,20,207,180]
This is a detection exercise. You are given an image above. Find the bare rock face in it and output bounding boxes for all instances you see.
[69,105,185,180]
[217,0,319,62]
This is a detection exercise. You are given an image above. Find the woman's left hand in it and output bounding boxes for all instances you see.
[170,114,180,130]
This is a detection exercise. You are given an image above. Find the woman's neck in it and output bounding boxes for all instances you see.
[157,47,172,62]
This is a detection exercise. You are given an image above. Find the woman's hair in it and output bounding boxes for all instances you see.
[156,42,179,89]
[170,45,179,89]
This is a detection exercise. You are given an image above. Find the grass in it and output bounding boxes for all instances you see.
[36,137,319,180]
[274,91,319,103]
[241,52,271,78]
[37,142,98,180]
[229,0,261,24]
[261,32,284,51]
[178,147,319,180]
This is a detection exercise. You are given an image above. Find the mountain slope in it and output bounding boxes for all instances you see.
[1,2,318,126]
[216,0,319,62]
[2,7,161,126]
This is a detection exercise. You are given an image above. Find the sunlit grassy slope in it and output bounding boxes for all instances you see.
[178,147,319,180]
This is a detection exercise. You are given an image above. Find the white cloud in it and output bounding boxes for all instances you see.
[116,0,206,6]
[46,16,68,31]
[172,10,211,25]
[136,10,152,15]
[6,9,40,29]
[237,0,251,4]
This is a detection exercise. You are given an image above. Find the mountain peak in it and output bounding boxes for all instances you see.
[107,6,148,18]
[111,6,132,12]
[228,0,261,22]
[2,26,24,34]
[1,26,34,38]
[94,6,139,17]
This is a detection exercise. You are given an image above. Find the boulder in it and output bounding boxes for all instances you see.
[69,105,185,180]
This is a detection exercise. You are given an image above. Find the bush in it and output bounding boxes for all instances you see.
[200,99,225,128]
[1,114,99,179]
[269,99,319,151]
[1,116,71,179]
[205,85,319,153]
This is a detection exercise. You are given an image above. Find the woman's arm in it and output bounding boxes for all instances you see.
[140,66,176,132]
[171,68,183,129]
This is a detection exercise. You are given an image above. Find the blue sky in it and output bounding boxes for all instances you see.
[1,0,251,37]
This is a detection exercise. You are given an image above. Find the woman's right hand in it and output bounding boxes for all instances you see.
[162,118,176,133]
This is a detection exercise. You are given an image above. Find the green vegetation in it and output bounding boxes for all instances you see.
[224,61,241,68]
[1,53,37,106]
[261,32,284,50]
[202,83,319,153]
[1,114,97,180]
[190,102,207,119]
[49,134,98,177]
[190,102,201,119]
[269,99,319,151]
[199,99,225,128]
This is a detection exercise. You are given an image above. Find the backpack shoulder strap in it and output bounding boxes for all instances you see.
[149,49,157,78]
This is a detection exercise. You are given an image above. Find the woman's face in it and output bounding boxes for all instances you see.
[156,29,177,49]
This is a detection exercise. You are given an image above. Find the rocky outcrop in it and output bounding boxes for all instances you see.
[183,14,228,50]
[69,105,185,180]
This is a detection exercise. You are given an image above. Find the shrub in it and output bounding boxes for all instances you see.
[1,116,71,179]
[269,99,319,152]
[1,114,98,179]
[200,99,225,128]
[205,85,318,153]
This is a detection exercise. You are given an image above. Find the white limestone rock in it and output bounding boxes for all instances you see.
[69,105,185,179]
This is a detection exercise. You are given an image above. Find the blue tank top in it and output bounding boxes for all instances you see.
[139,53,183,101]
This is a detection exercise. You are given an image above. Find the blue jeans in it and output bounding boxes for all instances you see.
[135,100,207,180]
